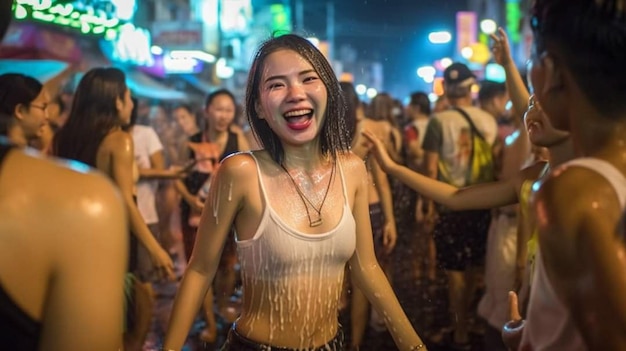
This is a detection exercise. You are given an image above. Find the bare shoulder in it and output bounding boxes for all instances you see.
[534,163,622,238]
[230,124,244,133]
[232,127,251,151]
[361,119,378,129]
[228,124,246,139]
[2,149,124,221]
[218,151,261,181]
[338,152,367,174]
[337,152,368,194]
[100,129,132,153]
[0,150,126,267]
[537,162,619,206]
[220,150,257,168]
[365,119,391,134]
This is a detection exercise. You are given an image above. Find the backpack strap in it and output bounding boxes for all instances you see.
[452,107,486,140]
[452,107,494,184]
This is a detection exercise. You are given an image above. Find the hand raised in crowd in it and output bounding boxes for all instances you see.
[490,27,513,67]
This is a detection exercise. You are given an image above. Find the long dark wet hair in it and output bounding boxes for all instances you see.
[53,67,128,167]
[245,34,350,165]
[531,0,626,119]
[339,81,360,145]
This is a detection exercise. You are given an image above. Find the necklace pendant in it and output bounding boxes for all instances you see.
[309,218,323,227]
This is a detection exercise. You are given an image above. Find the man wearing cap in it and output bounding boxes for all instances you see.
[422,62,498,349]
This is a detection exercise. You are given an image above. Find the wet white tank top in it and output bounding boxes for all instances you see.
[521,157,626,351]
[236,151,356,292]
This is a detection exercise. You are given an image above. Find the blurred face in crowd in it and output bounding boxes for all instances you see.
[16,88,50,140]
[205,93,236,133]
[173,106,198,136]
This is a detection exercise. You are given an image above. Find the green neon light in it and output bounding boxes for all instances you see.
[12,0,124,40]
[506,0,522,43]
[270,4,292,34]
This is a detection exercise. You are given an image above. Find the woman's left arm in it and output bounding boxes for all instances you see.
[346,154,427,351]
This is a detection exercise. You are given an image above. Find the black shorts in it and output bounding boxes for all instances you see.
[433,209,491,271]
[220,324,344,351]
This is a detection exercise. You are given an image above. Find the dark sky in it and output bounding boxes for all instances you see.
[300,0,468,99]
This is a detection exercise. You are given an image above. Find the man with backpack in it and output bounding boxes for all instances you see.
[422,62,498,350]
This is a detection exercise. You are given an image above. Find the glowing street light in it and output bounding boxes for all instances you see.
[417,65,436,84]
[428,31,452,44]
[461,46,474,60]
[216,58,234,79]
[366,88,378,99]
[416,65,436,78]
[355,84,367,95]
[440,57,453,68]
[170,50,216,63]
[150,45,163,55]
[480,19,497,34]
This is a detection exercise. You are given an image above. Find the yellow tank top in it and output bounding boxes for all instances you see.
[519,163,550,282]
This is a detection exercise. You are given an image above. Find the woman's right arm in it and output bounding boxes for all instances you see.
[163,155,248,350]
[363,130,519,210]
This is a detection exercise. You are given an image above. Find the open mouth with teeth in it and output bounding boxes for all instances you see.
[284,109,314,130]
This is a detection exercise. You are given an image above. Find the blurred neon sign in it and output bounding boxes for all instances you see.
[12,0,124,40]
[270,4,291,33]
[113,24,154,66]
[506,0,522,43]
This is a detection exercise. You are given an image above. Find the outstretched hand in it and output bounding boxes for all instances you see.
[502,291,525,350]
[169,165,189,179]
[490,27,513,66]
[151,247,176,281]
[362,130,395,172]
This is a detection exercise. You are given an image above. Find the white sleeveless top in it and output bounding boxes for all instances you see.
[521,157,626,351]
[234,153,356,342]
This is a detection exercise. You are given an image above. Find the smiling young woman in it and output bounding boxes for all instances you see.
[163,34,426,351]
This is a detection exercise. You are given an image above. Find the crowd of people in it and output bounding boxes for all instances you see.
[1,0,626,350]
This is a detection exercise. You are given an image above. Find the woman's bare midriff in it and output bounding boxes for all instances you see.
[233,279,342,349]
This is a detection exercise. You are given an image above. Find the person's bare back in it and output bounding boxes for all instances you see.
[0,146,127,350]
